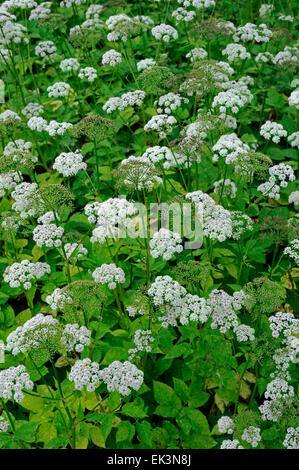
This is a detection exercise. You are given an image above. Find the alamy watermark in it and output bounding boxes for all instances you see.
[96,200,204,249]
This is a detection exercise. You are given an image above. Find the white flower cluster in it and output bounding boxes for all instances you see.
[47,82,71,98]
[60,0,87,7]
[264,377,294,401]
[35,40,56,57]
[186,47,207,62]
[288,90,299,110]
[60,58,80,72]
[128,329,154,360]
[0,172,22,197]
[46,120,73,137]
[45,288,72,311]
[119,155,163,191]
[105,14,134,42]
[186,190,233,242]
[148,276,210,327]
[217,416,235,434]
[178,0,215,8]
[102,49,122,66]
[21,102,44,119]
[269,164,295,187]
[5,313,60,355]
[149,228,183,260]
[137,58,156,72]
[103,90,146,113]
[84,201,101,224]
[29,2,51,21]
[233,22,272,43]
[142,146,187,169]
[222,43,251,62]
[4,139,37,168]
[53,150,87,177]
[255,52,274,64]
[11,182,37,218]
[3,260,50,290]
[92,263,125,290]
[28,117,73,136]
[241,426,261,448]
[212,85,253,115]
[155,93,189,114]
[61,324,91,353]
[259,4,273,17]
[148,275,186,308]
[179,295,211,325]
[233,324,255,342]
[98,360,144,396]
[283,428,299,449]
[151,24,178,42]
[231,211,254,240]
[212,133,249,163]
[289,191,299,208]
[260,121,287,143]
[269,312,299,340]
[78,67,97,82]
[69,358,100,392]
[259,397,292,422]
[207,289,247,334]
[37,211,58,225]
[144,114,177,139]
[172,7,196,22]
[89,197,137,243]
[0,417,9,433]
[273,47,299,67]
[0,110,21,122]
[278,15,294,22]
[0,365,34,403]
[257,163,295,200]
[86,4,104,19]
[27,116,48,132]
[220,440,243,449]
[284,239,299,265]
[213,179,237,199]
[0,20,29,45]
[33,223,64,248]
[288,131,299,149]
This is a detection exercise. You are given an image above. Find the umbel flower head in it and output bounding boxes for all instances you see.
[0,365,34,403]
[98,360,144,396]
[3,260,50,290]
[33,184,74,216]
[0,139,37,174]
[230,151,273,180]
[138,66,178,95]
[113,155,162,191]
[244,277,286,316]
[92,263,125,290]
[57,280,104,324]
[72,114,115,141]
[5,313,61,360]
[180,60,234,97]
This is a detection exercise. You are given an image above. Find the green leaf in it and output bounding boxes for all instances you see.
[116,421,135,443]
[15,422,39,442]
[136,421,152,447]
[173,378,189,403]
[121,402,147,419]
[153,381,181,409]
[89,426,105,448]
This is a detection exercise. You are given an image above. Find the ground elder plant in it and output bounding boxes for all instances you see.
[0,0,298,452]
